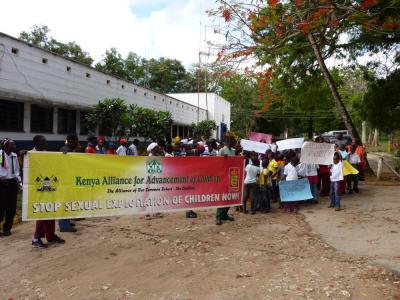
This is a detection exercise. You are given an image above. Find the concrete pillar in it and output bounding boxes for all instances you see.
[377,157,383,180]
[53,107,58,134]
[23,102,31,133]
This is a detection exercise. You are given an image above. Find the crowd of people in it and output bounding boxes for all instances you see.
[0,132,367,249]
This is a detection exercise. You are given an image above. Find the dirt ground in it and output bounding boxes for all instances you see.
[1,184,400,300]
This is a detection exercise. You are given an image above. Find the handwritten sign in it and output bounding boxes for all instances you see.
[276,138,304,151]
[279,178,313,202]
[248,132,272,143]
[300,142,335,165]
[240,139,271,154]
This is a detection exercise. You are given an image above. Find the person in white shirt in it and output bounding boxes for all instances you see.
[282,156,299,213]
[116,138,128,156]
[243,157,260,214]
[346,144,360,193]
[329,152,343,211]
[0,138,21,236]
[128,139,140,156]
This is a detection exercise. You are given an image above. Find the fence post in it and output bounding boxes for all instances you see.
[377,157,383,180]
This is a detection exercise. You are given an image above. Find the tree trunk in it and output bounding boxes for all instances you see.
[368,131,373,145]
[307,33,361,143]
[372,128,379,147]
[361,121,367,145]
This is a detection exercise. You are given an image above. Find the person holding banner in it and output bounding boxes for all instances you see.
[243,156,260,214]
[31,135,65,248]
[0,138,21,236]
[282,156,299,213]
[215,136,236,225]
[266,152,279,203]
[329,152,343,211]
[59,134,79,233]
[84,133,97,154]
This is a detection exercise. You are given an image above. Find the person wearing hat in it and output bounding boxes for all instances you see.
[116,138,128,156]
[85,134,97,154]
[0,138,21,236]
[96,136,107,154]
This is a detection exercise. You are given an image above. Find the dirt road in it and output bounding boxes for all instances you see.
[1,186,400,299]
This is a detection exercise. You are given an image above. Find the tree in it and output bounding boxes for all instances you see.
[192,120,217,139]
[211,0,400,143]
[126,105,173,141]
[85,98,127,137]
[147,58,188,93]
[363,69,400,133]
[219,73,259,137]
[19,25,94,65]
[95,48,127,79]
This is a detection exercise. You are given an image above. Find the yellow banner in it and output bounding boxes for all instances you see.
[22,152,244,220]
[342,160,359,176]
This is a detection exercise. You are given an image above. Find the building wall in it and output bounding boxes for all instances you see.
[168,93,231,139]
[0,33,207,146]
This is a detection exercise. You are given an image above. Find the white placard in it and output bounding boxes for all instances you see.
[276,138,304,151]
[300,142,335,165]
[240,139,271,154]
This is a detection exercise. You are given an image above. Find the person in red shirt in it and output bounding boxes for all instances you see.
[84,134,97,154]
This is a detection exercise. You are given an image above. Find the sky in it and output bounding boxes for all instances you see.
[0,0,221,66]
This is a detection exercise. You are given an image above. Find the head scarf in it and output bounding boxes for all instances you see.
[147,142,158,153]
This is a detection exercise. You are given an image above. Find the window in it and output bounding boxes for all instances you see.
[86,73,91,78]
[42,58,48,64]
[121,84,125,89]
[134,88,137,93]
[79,111,92,135]
[11,48,19,54]
[31,105,53,133]
[66,66,71,72]
[188,127,193,137]
[144,92,147,96]
[106,79,110,84]
[0,100,24,131]
[58,108,76,134]
[154,96,157,100]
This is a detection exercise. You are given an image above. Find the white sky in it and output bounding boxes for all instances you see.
[0,0,221,66]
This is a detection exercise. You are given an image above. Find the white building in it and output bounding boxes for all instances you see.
[168,93,231,140]
[0,32,230,149]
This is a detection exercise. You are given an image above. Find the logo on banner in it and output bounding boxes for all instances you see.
[35,175,58,192]
[229,167,239,191]
[146,159,163,174]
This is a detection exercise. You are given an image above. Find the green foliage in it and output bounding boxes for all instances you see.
[191,120,217,139]
[363,69,400,133]
[219,74,258,137]
[147,57,187,93]
[127,105,173,140]
[19,25,93,65]
[85,98,127,137]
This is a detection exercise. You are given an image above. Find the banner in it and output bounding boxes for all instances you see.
[240,139,271,154]
[22,153,244,220]
[276,138,304,151]
[248,132,272,143]
[300,142,335,165]
[343,160,359,176]
[279,178,313,202]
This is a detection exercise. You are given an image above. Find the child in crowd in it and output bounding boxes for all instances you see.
[338,144,348,160]
[306,164,319,204]
[329,152,343,211]
[283,156,299,213]
[267,152,279,203]
[346,144,360,193]
[243,156,260,214]
[259,159,271,213]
